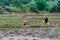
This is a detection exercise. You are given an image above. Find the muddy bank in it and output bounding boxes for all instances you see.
[0,27,60,40]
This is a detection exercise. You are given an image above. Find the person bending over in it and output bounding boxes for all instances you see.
[43,17,49,25]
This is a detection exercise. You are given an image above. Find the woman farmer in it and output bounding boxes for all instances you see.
[23,19,30,27]
[43,17,49,25]
[23,19,28,25]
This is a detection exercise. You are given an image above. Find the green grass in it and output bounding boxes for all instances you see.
[0,14,60,28]
[26,16,60,18]
[0,14,60,38]
[56,29,60,37]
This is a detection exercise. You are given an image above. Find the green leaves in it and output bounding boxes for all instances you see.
[0,0,60,13]
[35,0,48,11]
[0,6,4,12]
[49,1,60,13]
[20,0,30,4]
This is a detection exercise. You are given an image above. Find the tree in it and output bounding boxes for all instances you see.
[46,0,50,1]
[22,2,39,13]
[57,1,60,12]
[0,0,10,6]
[20,0,30,4]
[27,2,38,12]
[0,6,5,14]
[35,0,48,11]
[11,0,22,7]
[50,5,57,13]
[49,1,60,13]
[0,2,3,6]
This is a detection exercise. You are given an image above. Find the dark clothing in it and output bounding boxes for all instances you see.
[45,17,48,23]
[23,23,26,25]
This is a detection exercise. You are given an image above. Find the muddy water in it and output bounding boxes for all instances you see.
[0,27,60,40]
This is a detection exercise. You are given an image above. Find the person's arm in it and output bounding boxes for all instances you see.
[43,20,44,23]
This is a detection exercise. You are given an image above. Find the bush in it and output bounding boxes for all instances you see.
[49,1,60,13]
[56,1,60,12]
[9,6,21,12]
[35,0,48,11]
[22,2,39,13]
[50,5,57,13]
[20,0,30,4]
[0,6,5,14]
[28,2,39,12]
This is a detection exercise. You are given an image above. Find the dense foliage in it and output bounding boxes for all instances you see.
[35,0,48,11]
[0,0,60,13]
[50,1,60,13]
